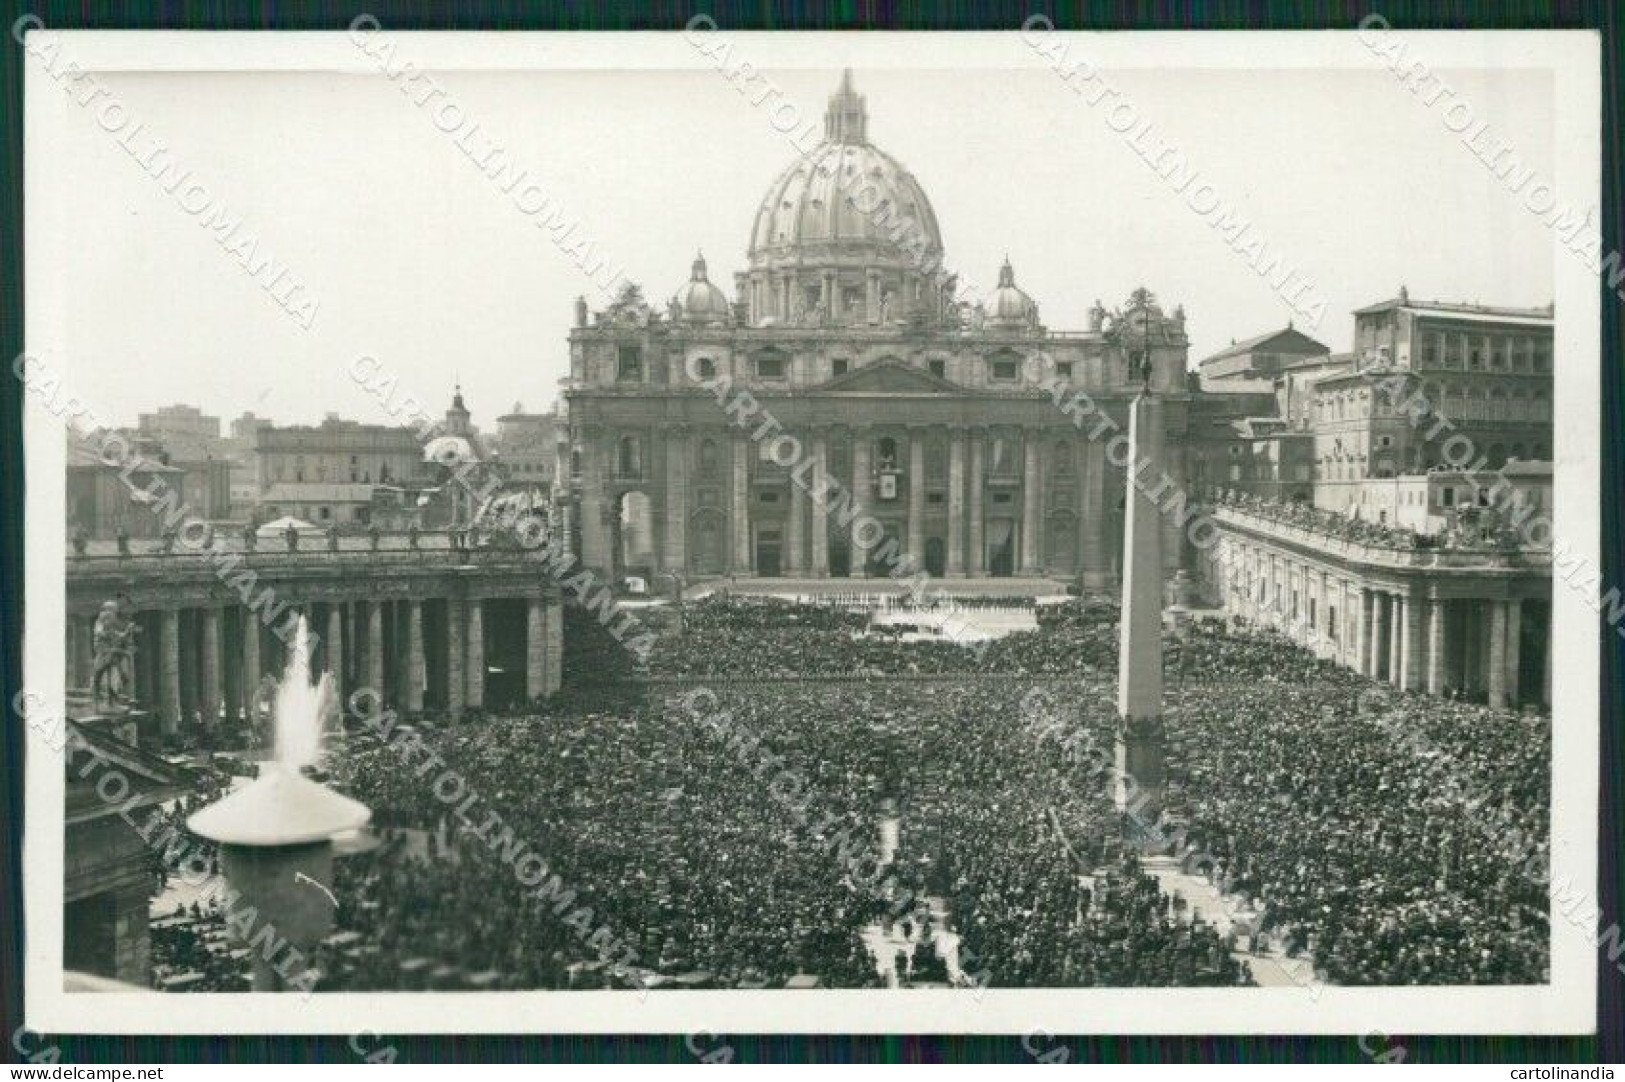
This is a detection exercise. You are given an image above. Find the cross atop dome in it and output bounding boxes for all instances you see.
[824,68,868,145]
[691,251,709,280]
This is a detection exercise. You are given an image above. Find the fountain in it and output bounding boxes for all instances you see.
[187,616,371,991]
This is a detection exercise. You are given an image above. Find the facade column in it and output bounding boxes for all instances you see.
[161,609,182,738]
[1427,598,1446,695]
[546,599,564,695]
[731,436,752,575]
[849,427,872,578]
[810,429,830,577]
[663,424,689,577]
[866,269,881,324]
[366,600,385,699]
[967,428,985,576]
[325,603,344,706]
[906,426,926,568]
[1080,439,1107,588]
[946,429,966,576]
[527,597,547,700]
[786,433,806,576]
[1387,593,1403,687]
[466,598,485,710]
[576,427,610,579]
[1020,429,1042,575]
[1488,599,1508,708]
[446,597,466,719]
[1504,599,1523,707]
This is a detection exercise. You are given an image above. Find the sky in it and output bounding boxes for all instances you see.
[30,55,1556,431]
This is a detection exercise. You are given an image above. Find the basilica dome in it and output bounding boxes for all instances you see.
[673,253,732,324]
[986,258,1039,328]
[747,71,943,273]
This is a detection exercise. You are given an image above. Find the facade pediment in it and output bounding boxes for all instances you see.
[816,359,963,395]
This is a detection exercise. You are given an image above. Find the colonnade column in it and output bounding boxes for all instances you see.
[200,607,221,728]
[1426,598,1446,695]
[161,609,181,737]
[1488,600,1508,708]
[406,600,425,713]
[241,610,261,722]
[849,427,871,578]
[326,603,344,706]
[907,426,926,569]
[967,428,985,577]
[663,424,688,577]
[366,600,385,698]
[810,429,829,577]
[1354,589,1371,678]
[1387,594,1403,687]
[1503,599,1522,707]
[466,598,485,710]
[1367,592,1385,679]
[946,431,966,576]
[446,597,466,719]
[731,436,752,575]
[526,597,547,701]
[1020,429,1042,575]
[1401,592,1424,692]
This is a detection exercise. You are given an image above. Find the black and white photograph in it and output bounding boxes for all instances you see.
[13,23,1605,1044]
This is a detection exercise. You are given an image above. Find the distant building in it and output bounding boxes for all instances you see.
[1197,324,1330,390]
[494,405,558,490]
[254,414,429,525]
[136,403,223,463]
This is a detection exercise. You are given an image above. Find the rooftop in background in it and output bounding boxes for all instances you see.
[1352,293,1554,324]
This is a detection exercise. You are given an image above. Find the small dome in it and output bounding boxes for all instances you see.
[987,258,1038,328]
[423,434,479,466]
[675,253,732,323]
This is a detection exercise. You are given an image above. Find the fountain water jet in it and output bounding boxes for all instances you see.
[187,614,370,990]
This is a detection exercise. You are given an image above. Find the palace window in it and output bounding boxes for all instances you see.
[832,359,849,377]
[991,359,1018,381]
[756,354,787,380]
[1056,361,1073,378]
[617,346,644,382]
[929,359,946,379]
[618,435,643,478]
[694,356,717,380]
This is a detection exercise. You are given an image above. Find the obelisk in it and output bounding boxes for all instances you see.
[1115,389,1167,838]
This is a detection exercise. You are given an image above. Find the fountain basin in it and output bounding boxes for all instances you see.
[187,762,371,847]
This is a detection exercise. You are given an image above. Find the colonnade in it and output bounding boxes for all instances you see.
[1202,519,1551,708]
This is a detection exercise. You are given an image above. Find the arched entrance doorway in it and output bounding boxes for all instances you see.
[986,519,1016,577]
[1046,511,1078,576]
[613,491,654,583]
[829,535,852,577]
[924,537,946,578]
[755,524,783,577]
[688,508,726,577]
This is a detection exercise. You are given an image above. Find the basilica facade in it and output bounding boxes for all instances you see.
[562,72,1192,586]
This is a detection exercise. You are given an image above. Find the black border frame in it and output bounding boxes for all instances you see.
[0,0,1618,1064]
